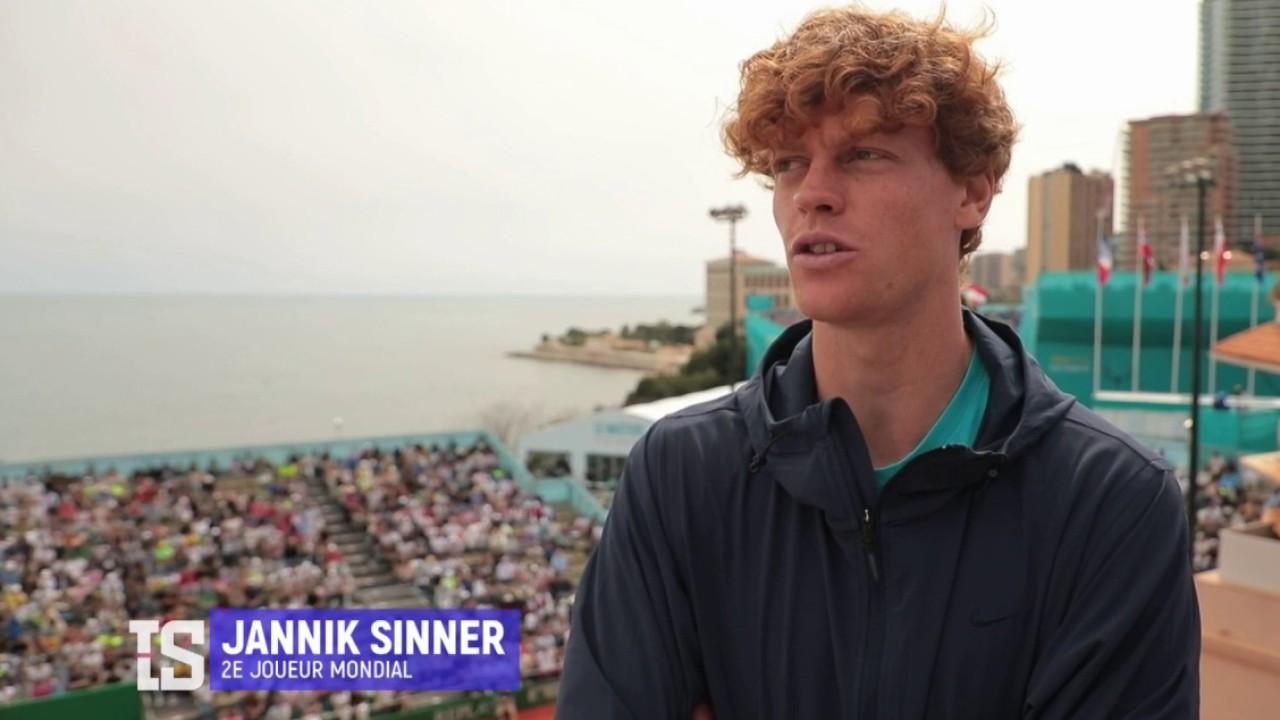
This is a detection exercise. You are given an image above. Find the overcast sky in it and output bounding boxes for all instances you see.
[1,0,1199,295]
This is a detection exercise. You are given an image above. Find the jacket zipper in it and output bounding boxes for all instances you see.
[825,421,884,720]
[860,507,880,582]
[855,446,982,720]
[831,434,996,720]
[859,502,885,720]
[844,445,966,720]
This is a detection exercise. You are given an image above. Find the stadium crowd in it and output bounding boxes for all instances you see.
[1189,452,1280,572]
[0,440,598,718]
[317,442,595,679]
[0,458,349,703]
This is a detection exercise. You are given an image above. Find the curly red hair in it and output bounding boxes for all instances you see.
[721,5,1018,256]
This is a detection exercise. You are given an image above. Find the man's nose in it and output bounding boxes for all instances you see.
[792,162,845,216]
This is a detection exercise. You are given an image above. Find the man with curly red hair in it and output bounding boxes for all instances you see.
[560,6,1199,718]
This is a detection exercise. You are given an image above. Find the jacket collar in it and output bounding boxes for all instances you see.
[740,309,1076,505]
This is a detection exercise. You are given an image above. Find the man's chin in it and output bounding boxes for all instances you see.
[793,295,881,327]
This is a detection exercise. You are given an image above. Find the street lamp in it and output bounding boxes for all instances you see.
[710,204,748,384]
[1166,156,1215,562]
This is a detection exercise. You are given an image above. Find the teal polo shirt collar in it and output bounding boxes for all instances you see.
[872,343,991,488]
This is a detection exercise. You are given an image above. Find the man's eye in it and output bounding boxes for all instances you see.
[771,157,804,174]
[845,149,883,162]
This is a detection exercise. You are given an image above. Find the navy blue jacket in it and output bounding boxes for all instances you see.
[559,311,1200,719]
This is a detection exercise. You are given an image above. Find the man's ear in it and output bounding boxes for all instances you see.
[956,171,996,232]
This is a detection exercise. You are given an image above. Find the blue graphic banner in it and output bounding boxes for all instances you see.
[208,608,521,691]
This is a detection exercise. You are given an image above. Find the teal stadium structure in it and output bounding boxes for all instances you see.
[745,271,1280,466]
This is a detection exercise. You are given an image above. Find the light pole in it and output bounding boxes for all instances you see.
[1167,157,1215,562]
[710,204,748,383]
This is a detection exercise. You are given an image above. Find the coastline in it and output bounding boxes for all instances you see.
[507,347,687,374]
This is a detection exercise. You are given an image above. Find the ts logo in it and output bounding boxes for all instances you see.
[129,620,206,691]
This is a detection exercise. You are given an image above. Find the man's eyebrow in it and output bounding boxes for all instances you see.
[837,133,893,151]
[842,124,889,144]
[767,124,892,156]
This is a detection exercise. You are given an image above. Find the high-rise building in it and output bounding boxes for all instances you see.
[1121,113,1234,270]
[1199,0,1280,247]
[1025,164,1113,287]
[968,251,1016,291]
[1011,247,1026,286]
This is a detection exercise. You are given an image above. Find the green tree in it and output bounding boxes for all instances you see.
[624,321,698,346]
[624,323,744,404]
[562,327,588,346]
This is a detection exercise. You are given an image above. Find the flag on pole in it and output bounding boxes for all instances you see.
[1137,216,1155,287]
[1097,227,1114,286]
[1178,216,1191,287]
[1253,213,1265,283]
[1208,217,1228,284]
[1214,216,1228,286]
[961,282,990,308]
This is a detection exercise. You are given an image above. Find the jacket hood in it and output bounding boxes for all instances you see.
[740,309,1076,501]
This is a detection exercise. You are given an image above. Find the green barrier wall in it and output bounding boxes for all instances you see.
[0,430,489,479]
[380,677,559,720]
[529,476,606,522]
[385,694,498,720]
[0,682,143,720]
[514,676,559,708]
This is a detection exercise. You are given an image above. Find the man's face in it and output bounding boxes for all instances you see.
[771,100,989,326]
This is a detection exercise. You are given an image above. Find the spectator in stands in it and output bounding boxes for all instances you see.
[1263,490,1280,538]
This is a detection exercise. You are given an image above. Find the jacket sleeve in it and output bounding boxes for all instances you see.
[1023,462,1201,719]
[556,425,706,719]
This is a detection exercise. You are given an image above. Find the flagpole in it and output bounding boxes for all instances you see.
[1249,280,1259,395]
[1131,277,1144,392]
[1209,215,1227,395]
[1248,213,1262,395]
[1172,216,1188,392]
[1131,219,1145,391]
[1172,286,1184,391]
[1094,276,1103,397]
[1094,212,1105,398]
[1209,270,1221,396]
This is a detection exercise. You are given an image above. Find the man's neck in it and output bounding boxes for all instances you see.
[811,295,973,468]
